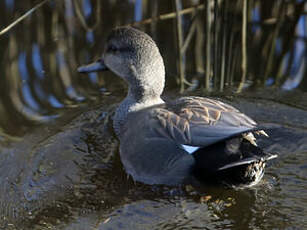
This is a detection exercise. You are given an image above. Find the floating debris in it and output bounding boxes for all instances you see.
[185,184,194,192]
[200,195,212,203]
[103,217,111,224]
[224,203,232,207]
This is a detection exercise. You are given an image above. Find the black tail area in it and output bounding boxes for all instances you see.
[193,136,277,186]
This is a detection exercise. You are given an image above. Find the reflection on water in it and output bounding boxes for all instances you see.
[0,0,306,138]
[0,0,306,229]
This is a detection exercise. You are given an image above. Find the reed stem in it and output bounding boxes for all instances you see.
[236,0,247,93]
[0,0,50,36]
[205,0,212,91]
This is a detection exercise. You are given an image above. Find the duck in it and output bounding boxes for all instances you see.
[78,26,277,187]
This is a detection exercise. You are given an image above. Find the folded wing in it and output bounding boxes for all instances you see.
[150,96,258,147]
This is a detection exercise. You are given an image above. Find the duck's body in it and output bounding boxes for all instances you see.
[78,27,277,187]
[119,96,275,186]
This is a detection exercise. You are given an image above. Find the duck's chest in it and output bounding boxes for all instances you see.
[113,97,165,137]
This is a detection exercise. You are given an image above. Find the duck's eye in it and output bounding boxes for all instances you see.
[107,45,118,53]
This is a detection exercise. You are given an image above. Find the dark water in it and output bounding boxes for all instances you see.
[0,1,306,229]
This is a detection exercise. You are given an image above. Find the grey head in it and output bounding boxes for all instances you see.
[78,27,166,136]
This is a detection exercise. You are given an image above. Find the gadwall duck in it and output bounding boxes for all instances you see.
[78,27,277,187]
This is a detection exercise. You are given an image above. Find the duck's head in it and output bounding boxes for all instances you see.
[78,27,165,100]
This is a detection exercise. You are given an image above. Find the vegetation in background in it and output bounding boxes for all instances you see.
[0,0,306,138]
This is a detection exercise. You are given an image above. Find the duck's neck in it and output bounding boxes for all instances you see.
[113,52,165,137]
[113,85,164,137]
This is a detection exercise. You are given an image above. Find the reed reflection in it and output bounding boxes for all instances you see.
[0,0,305,140]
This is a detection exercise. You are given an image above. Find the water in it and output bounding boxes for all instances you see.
[0,1,306,229]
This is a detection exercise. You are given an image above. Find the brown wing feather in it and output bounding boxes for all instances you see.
[173,97,256,126]
[150,96,257,147]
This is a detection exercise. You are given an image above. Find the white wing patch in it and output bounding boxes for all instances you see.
[182,145,200,154]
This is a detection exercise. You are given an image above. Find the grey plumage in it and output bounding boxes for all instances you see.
[78,27,277,187]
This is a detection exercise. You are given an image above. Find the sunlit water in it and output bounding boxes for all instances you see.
[0,1,306,229]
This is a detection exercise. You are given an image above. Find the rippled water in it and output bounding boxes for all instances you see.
[0,1,306,229]
[0,91,306,230]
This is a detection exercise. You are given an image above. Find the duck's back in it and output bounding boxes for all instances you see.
[122,96,258,147]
